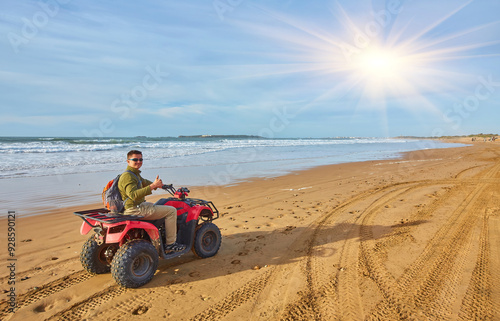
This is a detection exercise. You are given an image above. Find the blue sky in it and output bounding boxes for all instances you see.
[1,0,499,138]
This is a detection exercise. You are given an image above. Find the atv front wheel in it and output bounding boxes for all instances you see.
[80,235,116,274]
[193,222,222,258]
[111,240,159,288]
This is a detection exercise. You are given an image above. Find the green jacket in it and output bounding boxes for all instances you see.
[118,166,153,210]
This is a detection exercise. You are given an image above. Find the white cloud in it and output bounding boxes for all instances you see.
[0,114,97,126]
[138,104,206,118]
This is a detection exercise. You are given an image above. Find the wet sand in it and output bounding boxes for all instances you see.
[1,138,499,320]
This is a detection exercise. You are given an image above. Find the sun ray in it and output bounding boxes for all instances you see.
[218,60,354,78]
[398,0,475,50]
[386,14,416,47]
[246,3,346,49]
[330,1,372,44]
[409,21,500,53]
[226,1,500,126]
[406,40,500,63]
[422,53,500,62]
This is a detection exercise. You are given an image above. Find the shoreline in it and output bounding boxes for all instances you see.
[1,138,468,218]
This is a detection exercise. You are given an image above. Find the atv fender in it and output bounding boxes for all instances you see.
[165,201,213,221]
[188,205,214,221]
[80,219,97,235]
[105,221,160,243]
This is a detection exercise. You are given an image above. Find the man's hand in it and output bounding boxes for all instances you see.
[150,175,163,190]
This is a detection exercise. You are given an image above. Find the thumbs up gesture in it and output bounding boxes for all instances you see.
[150,175,163,190]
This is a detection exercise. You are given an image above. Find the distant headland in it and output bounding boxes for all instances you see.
[177,135,264,139]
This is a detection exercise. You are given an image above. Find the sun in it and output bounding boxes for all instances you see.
[343,45,418,100]
[347,47,419,88]
[353,48,402,79]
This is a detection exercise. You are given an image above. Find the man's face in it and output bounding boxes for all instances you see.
[127,153,143,170]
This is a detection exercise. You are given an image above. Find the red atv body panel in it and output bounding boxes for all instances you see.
[164,200,212,222]
[78,216,160,243]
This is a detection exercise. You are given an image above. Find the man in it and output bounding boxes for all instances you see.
[118,150,186,253]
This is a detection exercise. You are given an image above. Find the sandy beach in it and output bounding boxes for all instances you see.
[1,138,499,320]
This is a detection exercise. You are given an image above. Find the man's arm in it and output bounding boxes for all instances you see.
[142,178,153,187]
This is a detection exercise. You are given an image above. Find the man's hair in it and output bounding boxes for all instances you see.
[127,150,142,158]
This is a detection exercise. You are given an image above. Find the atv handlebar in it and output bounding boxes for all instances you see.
[162,184,190,198]
[162,184,175,195]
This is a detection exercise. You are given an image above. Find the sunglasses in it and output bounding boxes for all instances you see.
[128,158,143,162]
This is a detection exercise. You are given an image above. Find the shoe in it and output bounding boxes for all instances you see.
[165,242,186,253]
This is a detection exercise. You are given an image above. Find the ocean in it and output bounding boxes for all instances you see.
[0,136,465,217]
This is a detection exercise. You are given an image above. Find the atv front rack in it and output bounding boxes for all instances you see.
[74,208,145,228]
[160,198,220,220]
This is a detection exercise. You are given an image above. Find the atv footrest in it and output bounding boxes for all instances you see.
[74,208,144,224]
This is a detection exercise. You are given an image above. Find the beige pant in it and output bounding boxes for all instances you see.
[124,202,178,245]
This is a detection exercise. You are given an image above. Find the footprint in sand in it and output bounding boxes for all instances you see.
[486,207,500,216]
[282,226,296,234]
[34,303,53,313]
[132,305,149,315]
[238,250,249,256]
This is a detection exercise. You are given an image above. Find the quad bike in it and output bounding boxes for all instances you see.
[74,185,221,288]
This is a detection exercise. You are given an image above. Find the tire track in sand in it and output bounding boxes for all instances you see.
[334,184,420,320]
[486,198,500,319]
[46,258,274,320]
[277,182,423,320]
[278,160,499,320]
[401,163,499,319]
[358,183,433,320]
[189,268,274,321]
[458,175,500,320]
[361,181,469,319]
[0,270,93,319]
[188,185,388,321]
[46,285,128,320]
[457,208,492,320]
[186,183,403,320]
[366,162,500,319]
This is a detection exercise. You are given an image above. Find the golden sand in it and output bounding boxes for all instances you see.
[1,138,499,320]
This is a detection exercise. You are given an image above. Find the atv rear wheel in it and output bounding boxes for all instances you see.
[192,222,222,258]
[111,239,159,288]
[80,234,116,274]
